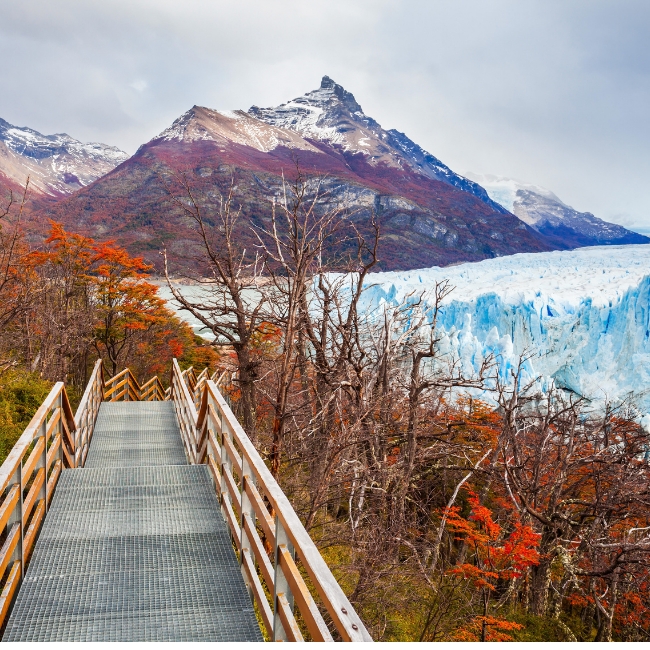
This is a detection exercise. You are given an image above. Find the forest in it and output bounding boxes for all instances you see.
[3,172,650,642]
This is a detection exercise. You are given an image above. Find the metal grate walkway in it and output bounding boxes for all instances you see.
[3,402,263,642]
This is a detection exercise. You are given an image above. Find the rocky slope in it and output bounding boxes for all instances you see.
[467,173,649,247]
[0,117,128,196]
[39,78,552,272]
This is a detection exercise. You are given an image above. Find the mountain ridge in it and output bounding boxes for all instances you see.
[467,173,649,247]
[0,117,128,196]
[19,75,642,272]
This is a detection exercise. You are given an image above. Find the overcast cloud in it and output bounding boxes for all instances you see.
[1,0,649,228]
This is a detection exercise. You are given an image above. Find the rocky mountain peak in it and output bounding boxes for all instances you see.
[247,76,375,144]
[246,77,505,212]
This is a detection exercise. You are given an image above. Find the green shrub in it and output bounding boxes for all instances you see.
[0,371,52,465]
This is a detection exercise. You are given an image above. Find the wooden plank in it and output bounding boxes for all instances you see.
[111,387,127,402]
[245,479,275,547]
[207,430,220,461]
[277,592,304,642]
[106,368,129,385]
[0,485,20,532]
[222,433,242,476]
[0,560,21,628]
[60,435,75,469]
[74,359,103,431]
[60,421,76,461]
[0,523,20,580]
[222,497,240,548]
[104,376,128,399]
[45,407,61,442]
[22,468,45,526]
[60,388,78,449]
[242,549,274,636]
[46,434,61,471]
[207,454,222,488]
[279,545,333,642]
[243,512,275,590]
[0,383,64,494]
[46,460,62,506]
[223,466,241,517]
[207,404,223,435]
[23,500,45,562]
[21,437,45,487]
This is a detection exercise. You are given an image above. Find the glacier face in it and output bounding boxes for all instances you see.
[360,245,650,411]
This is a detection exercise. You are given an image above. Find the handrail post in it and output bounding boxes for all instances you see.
[6,465,24,580]
[272,515,295,641]
[220,418,233,540]
[239,459,255,600]
[38,402,49,513]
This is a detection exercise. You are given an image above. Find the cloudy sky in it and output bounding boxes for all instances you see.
[1,0,649,228]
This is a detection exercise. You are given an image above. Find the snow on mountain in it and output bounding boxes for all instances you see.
[467,173,649,247]
[361,244,650,413]
[0,117,129,196]
[249,76,505,212]
[154,106,320,154]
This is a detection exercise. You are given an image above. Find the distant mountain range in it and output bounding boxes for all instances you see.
[0,117,128,196]
[1,76,646,271]
[467,174,648,248]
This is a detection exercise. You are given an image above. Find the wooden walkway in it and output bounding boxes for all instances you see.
[0,361,371,642]
[3,402,263,642]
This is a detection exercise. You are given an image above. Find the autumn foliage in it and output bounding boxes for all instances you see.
[0,209,215,392]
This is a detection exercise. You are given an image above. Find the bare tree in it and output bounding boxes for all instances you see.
[163,172,267,439]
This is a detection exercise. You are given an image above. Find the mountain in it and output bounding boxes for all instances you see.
[38,77,552,272]
[248,76,507,213]
[0,117,129,196]
[466,173,649,247]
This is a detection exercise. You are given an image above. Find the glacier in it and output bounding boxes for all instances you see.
[359,245,650,413]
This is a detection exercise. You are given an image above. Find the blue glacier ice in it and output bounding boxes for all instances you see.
[360,245,650,413]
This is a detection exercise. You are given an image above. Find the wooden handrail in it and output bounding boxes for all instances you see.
[0,381,78,629]
[104,368,165,402]
[74,359,104,466]
[171,360,199,463]
[174,369,372,642]
[0,359,162,627]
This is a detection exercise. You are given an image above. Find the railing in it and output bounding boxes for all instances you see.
[74,360,104,467]
[171,359,372,642]
[0,383,77,628]
[104,368,165,402]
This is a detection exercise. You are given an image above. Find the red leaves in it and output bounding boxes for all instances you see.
[442,492,538,640]
[452,615,524,642]
[445,490,540,587]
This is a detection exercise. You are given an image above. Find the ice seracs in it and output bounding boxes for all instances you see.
[361,244,650,414]
[0,117,129,196]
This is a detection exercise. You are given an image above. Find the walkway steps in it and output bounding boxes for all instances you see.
[3,402,263,642]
